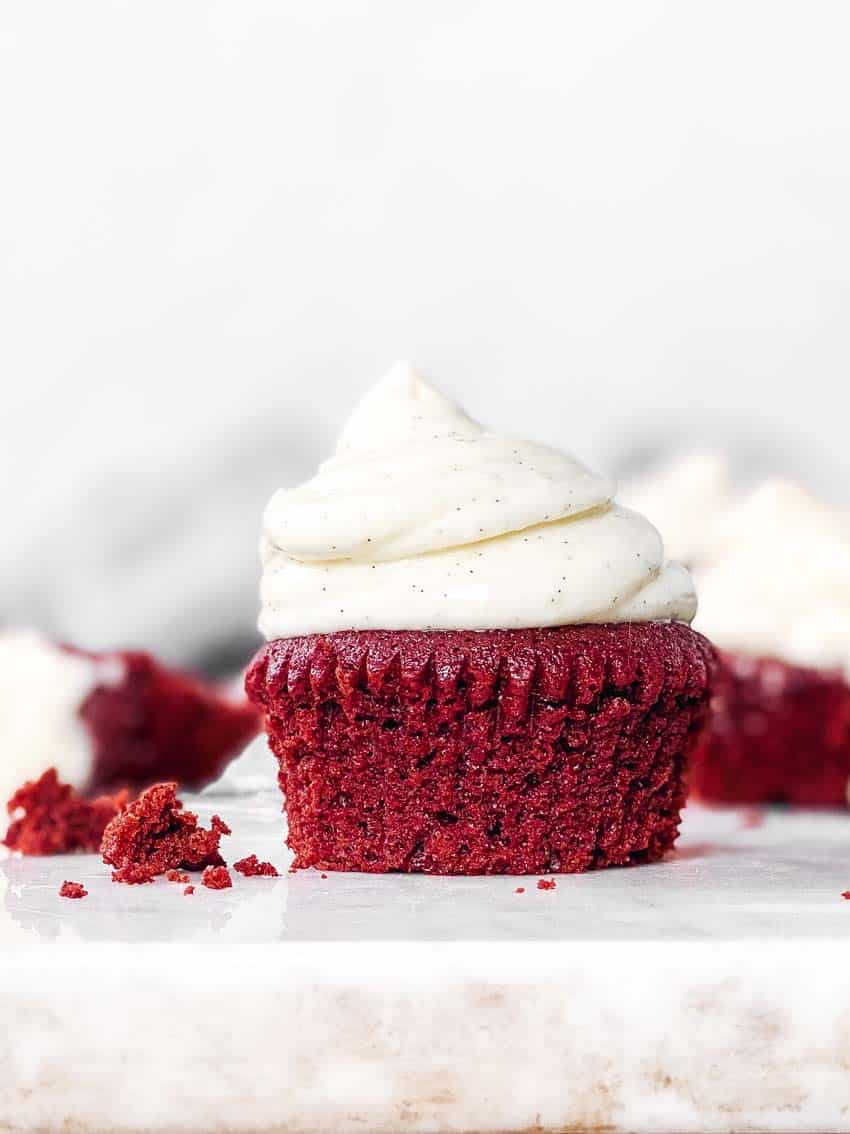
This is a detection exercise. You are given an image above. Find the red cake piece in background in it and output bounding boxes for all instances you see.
[247,624,714,875]
[3,769,128,856]
[79,648,260,793]
[0,631,259,831]
[233,854,279,877]
[101,781,230,884]
[691,651,850,805]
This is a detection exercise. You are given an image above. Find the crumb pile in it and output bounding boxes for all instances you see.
[233,854,279,877]
[537,878,557,891]
[247,624,713,874]
[3,769,128,856]
[202,865,232,890]
[101,782,230,884]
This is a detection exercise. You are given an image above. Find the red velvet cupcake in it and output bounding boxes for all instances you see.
[0,628,259,814]
[249,364,711,873]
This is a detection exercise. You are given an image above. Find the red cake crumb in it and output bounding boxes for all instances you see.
[3,769,128,856]
[537,878,557,891]
[515,887,525,894]
[233,854,279,878]
[59,881,87,899]
[184,885,195,896]
[166,870,190,883]
[202,865,232,890]
[320,872,328,879]
[691,652,850,805]
[842,891,850,901]
[740,808,765,829]
[246,624,714,874]
[101,782,230,884]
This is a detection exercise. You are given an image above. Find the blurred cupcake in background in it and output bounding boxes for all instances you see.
[625,457,850,807]
[0,628,259,820]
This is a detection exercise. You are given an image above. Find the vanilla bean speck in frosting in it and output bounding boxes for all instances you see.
[259,363,696,638]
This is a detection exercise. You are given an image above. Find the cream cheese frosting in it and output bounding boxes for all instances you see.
[259,363,696,639]
[0,629,124,810]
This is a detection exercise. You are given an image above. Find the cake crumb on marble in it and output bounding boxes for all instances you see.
[59,880,87,899]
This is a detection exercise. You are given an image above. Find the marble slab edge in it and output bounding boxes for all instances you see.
[1,939,848,1133]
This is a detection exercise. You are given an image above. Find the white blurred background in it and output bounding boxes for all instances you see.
[2,1,849,671]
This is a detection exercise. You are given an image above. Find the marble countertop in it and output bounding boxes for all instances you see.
[2,744,850,1132]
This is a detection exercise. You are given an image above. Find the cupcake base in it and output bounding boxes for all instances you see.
[690,651,850,806]
[246,623,713,875]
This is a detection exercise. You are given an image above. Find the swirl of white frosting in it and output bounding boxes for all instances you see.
[259,363,695,639]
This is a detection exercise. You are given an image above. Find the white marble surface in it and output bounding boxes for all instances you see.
[3,748,850,1132]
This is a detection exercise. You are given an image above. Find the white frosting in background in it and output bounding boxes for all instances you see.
[626,453,850,677]
[260,363,696,639]
[0,629,124,810]
[622,451,733,566]
[695,480,850,675]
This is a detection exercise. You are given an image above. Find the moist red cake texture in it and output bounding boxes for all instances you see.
[100,782,230,884]
[233,854,279,877]
[59,881,87,899]
[246,623,714,875]
[691,651,850,805]
[78,649,260,794]
[202,865,232,890]
[3,769,128,856]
